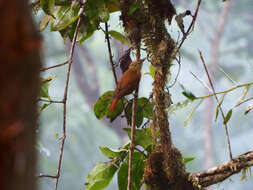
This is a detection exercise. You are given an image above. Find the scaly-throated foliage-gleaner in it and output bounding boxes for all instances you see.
[110,58,145,113]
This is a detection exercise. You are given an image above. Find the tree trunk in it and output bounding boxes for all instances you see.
[0,0,41,190]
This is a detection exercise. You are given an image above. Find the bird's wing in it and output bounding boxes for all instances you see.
[114,69,141,98]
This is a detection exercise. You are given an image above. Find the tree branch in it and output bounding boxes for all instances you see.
[189,150,253,188]
[127,87,139,190]
[40,61,68,72]
[105,22,118,85]
[52,5,85,190]
[174,0,202,54]
[199,50,233,161]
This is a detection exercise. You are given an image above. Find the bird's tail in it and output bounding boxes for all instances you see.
[110,98,119,113]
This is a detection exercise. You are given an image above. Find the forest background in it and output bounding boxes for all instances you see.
[33,0,253,189]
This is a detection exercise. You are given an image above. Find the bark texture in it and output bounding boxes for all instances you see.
[0,0,41,189]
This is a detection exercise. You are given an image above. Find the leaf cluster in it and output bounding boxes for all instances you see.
[86,128,152,190]
[37,0,130,45]
[93,91,153,125]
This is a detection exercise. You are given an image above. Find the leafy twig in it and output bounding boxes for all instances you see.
[39,4,85,190]
[199,50,233,160]
[197,81,253,99]
[37,8,85,185]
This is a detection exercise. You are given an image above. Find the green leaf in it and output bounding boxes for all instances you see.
[86,162,118,190]
[78,16,98,43]
[184,99,203,126]
[93,91,125,121]
[137,97,153,119]
[86,0,110,23]
[108,30,130,45]
[182,91,197,100]
[40,0,55,17]
[149,64,155,78]
[129,3,140,15]
[59,15,98,43]
[224,109,233,124]
[125,100,143,127]
[50,1,80,31]
[40,75,56,99]
[118,151,145,190]
[55,0,71,6]
[93,91,114,119]
[85,0,110,25]
[99,146,127,159]
[167,99,193,114]
[123,128,153,149]
[117,162,128,190]
[125,97,153,127]
[106,99,126,122]
[180,84,197,100]
[183,157,195,164]
[55,133,59,139]
[215,93,227,122]
[38,14,51,31]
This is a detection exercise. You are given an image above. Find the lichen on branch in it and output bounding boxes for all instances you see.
[119,0,190,189]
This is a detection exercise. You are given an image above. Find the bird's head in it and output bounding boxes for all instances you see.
[129,58,145,71]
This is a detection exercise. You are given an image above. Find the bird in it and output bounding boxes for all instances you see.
[109,58,145,113]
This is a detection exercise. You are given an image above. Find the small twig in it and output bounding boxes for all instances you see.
[38,98,64,104]
[105,22,118,85]
[175,0,202,54]
[190,71,212,93]
[197,81,253,99]
[235,97,253,108]
[53,5,85,190]
[218,66,238,85]
[38,174,58,179]
[170,0,201,86]
[168,53,181,88]
[199,50,233,160]
[40,61,68,72]
[127,87,139,190]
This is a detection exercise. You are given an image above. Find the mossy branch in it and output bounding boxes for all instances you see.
[189,150,253,188]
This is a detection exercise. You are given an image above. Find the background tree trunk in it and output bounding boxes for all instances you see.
[0,0,41,189]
